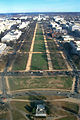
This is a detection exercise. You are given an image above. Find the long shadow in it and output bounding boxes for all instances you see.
[24,91,51,115]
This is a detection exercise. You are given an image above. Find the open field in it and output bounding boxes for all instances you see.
[35,35,44,41]
[33,43,46,52]
[31,53,48,70]
[8,76,73,91]
[11,100,78,120]
[58,116,77,120]
[50,53,67,70]
[33,23,46,52]
[12,53,28,71]
[33,35,45,52]
[20,42,32,52]
[36,24,43,35]
[47,41,59,52]
[12,110,26,120]
[0,112,10,120]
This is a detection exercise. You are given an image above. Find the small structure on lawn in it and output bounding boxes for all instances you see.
[35,104,46,117]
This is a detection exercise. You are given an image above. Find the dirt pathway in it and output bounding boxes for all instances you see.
[11,98,80,104]
[10,88,70,94]
[71,77,76,93]
[54,98,80,104]
[5,76,11,94]
[42,26,53,71]
[25,23,38,71]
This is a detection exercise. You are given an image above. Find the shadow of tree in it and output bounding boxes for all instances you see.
[24,91,52,115]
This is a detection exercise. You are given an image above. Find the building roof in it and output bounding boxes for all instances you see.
[35,104,46,117]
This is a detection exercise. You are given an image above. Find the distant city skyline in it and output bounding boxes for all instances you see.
[0,0,80,13]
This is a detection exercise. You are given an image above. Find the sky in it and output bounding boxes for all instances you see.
[0,0,80,13]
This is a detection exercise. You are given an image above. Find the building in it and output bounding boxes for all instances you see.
[0,43,6,54]
[70,41,80,54]
[18,21,30,29]
[50,21,59,28]
[1,30,22,42]
[62,35,74,42]
[35,104,46,117]
[53,16,64,22]
[70,25,80,31]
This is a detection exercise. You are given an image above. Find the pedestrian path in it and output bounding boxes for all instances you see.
[25,23,38,71]
[42,26,53,71]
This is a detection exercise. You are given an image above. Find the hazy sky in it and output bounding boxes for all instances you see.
[0,0,80,13]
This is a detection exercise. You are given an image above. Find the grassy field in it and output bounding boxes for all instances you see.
[47,41,59,52]
[20,42,31,52]
[12,110,27,120]
[11,100,78,120]
[33,42,46,52]
[50,53,67,69]
[0,112,10,120]
[12,54,28,70]
[36,24,43,35]
[31,53,48,70]
[35,35,44,41]
[33,34,45,52]
[8,76,72,91]
[58,115,77,120]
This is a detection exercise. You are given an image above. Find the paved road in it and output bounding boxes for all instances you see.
[0,90,79,100]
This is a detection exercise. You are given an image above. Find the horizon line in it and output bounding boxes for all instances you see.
[0,11,80,14]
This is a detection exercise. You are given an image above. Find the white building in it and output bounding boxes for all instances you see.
[50,21,59,28]
[70,25,80,31]
[18,21,30,29]
[0,19,21,33]
[62,35,74,42]
[54,16,64,22]
[19,16,28,20]
[1,30,22,42]
[35,104,46,117]
[70,41,80,54]
[0,43,6,54]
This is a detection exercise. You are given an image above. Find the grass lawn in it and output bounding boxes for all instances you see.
[62,102,79,114]
[35,35,44,41]
[47,41,58,52]
[8,76,72,91]
[12,110,27,120]
[11,101,78,120]
[36,24,43,35]
[33,23,46,52]
[33,42,46,52]
[31,53,48,70]
[20,42,31,52]
[36,29,43,35]
[51,101,78,120]
[58,115,77,120]
[50,53,67,69]
[12,54,28,70]
[0,112,10,120]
